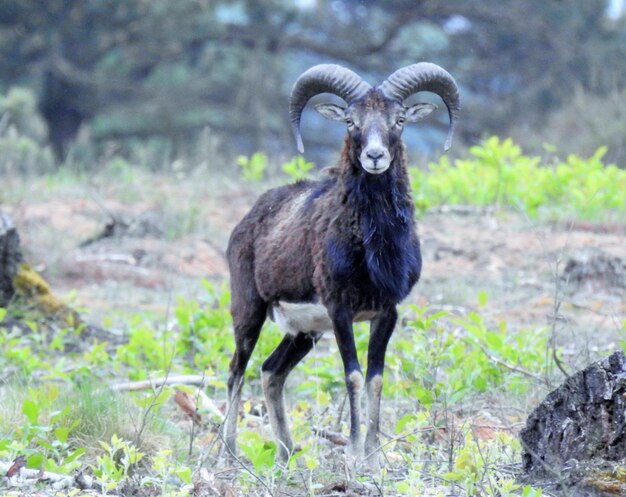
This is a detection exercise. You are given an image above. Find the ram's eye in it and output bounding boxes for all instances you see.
[345,118,354,127]
[396,117,406,127]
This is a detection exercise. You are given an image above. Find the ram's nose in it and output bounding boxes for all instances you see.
[360,146,391,174]
[366,149,385,161]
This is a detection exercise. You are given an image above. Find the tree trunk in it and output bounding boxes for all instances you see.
[0,210,23,307]
[39,69,94,160]
[520,351,626,495]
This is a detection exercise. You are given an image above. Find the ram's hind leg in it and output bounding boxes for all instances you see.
[223,296,267,459]
[261,332,321,462]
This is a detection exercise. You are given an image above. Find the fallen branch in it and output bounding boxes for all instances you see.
[109,374,210,391]
[0,460,99,492]
[312,428,348,446]
[109,375,224,422]
[74,252,139,265]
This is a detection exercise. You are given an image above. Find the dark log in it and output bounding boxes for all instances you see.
[0,211,23,307]
[520,351,626,488]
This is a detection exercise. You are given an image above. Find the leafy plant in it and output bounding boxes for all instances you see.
[146,448,192,493]
[0,262,560,496]
[0,325,48,376]
[0,386,85,476]
[0,87,55,175]
[387,297,550,409]
[282,155,315,181]
[410,136,626,219]
[93,434,145,491]
[237,152,268,182]
[238,430,276,474]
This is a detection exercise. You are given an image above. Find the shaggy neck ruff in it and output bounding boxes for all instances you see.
[340,152,420,303]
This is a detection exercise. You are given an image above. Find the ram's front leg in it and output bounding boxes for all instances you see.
[330,306,364,464]
[364,307,398,469]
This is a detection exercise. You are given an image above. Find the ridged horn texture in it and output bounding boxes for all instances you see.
[379,63,460,151]
[289,64,371,153]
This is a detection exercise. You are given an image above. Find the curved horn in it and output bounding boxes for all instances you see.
[289,64,371,153]
[379,63,460,151]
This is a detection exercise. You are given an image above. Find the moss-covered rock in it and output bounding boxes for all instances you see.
[1,211,82,330]
[12,263,80,328]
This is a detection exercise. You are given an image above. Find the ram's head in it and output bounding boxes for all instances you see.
[290,63,461,174]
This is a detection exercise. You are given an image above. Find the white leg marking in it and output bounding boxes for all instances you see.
[347,370,365,459]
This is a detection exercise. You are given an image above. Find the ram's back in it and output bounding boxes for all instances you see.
[227,177,337,303]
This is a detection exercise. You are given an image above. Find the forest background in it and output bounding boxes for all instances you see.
[2,0,626,168]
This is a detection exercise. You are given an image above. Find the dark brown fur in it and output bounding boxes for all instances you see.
[224,90,423,465]
[228,132,416,305]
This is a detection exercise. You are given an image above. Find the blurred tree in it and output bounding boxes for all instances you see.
[441,0,626,146]
[0,1,228,158]
[0,0,624,163]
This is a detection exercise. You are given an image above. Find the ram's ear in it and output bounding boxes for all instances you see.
[405,102,437,123]
[314,103,346,122]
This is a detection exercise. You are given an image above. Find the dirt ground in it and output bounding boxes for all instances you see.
[4,175,625,370]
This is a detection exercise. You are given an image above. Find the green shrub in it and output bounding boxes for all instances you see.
[0,87,48,143]
[0,87,55,175]
[386,302,550,408]
[237,152,268,182]
[410,136,626,219]
[0,126,56,175]
[282,155,315,181]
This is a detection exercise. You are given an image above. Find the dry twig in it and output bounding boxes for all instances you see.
[473,340,546,383]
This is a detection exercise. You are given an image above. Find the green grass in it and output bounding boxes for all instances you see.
[0,283,556,496]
